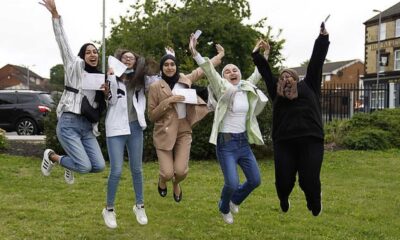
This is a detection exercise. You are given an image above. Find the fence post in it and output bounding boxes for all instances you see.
[349,91,354,118]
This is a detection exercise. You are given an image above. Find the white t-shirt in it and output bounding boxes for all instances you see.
[220,91,248,133]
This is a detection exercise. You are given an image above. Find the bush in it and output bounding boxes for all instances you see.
[324,109,400,150]
[342,128,391,150]
[324,119,350,144]
[0,128,8,150]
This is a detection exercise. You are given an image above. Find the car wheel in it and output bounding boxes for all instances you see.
[16,118,38,135]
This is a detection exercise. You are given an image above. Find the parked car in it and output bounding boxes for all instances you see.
[0,90,54,135]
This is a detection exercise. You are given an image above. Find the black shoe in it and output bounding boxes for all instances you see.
[158,178,167,197]
[173,184,182,203]
[311,200,322,217]
[280,198,290,213]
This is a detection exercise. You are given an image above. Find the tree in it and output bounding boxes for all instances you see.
[49,64,64,91]
[102,0,285,159]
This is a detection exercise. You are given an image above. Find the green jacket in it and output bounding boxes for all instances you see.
[199,58,265,145]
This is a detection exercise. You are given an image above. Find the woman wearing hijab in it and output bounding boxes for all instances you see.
[189,35,267,224]
[147,45,224,203]
[39,0,106,184]
[252,24,330,216]
[101,49,158,228]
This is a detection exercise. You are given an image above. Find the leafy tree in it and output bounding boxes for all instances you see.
[49,64,64,91]
[103,0,286,159]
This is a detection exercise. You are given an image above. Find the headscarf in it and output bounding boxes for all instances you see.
[160,54,180,90]
[277,68,299,100]
[78,43,101,74]
[221,64,242,83]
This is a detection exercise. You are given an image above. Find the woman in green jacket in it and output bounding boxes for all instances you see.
[189,35,268,224]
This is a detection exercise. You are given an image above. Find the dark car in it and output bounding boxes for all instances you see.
[0,90,54,135]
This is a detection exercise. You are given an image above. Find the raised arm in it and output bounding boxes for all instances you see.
[39,0,77,68]
[189,34,229,98]
[252,40,277,100]
[185,34,225,83]
[304,25,330,93]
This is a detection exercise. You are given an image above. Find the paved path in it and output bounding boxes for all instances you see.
[5,132,45,142]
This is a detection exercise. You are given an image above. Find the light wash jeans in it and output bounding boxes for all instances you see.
[56,112,105,173]
[216,132,261,214]
[106,120,144,207]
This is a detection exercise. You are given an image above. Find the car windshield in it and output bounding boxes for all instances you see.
[38,93,54,106]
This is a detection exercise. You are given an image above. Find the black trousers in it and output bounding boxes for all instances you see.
[273,136,324,205]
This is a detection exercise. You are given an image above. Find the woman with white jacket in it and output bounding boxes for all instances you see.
[40,0,106,185]
[102,49,155,228]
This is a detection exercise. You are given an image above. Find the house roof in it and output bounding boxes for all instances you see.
[291,59,363,76]
[7,64,43,79]
[364,2,400,25]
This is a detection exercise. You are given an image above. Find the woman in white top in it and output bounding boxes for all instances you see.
[189,35,268,224]
[101,49,154,228]
[40,0,106,185]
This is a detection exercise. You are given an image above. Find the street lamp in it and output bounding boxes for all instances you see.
[373,9,382,109]
[101,0,106,73]
[25,64,36,90]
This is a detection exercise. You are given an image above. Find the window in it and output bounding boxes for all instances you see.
[395,50,400,70]
[380,23,386,40]
[0,93,17,105]
[396,19,400,37]
[325,75,331,81]
[18,94,35,104]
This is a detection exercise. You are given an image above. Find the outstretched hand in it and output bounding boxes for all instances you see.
[253,39,270,60]
[189,33,198,56]
[165,46,175,56]
[39,0,60,18]
[215,44,224,58]
[320,22,329,35]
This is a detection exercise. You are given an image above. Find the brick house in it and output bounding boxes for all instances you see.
[291,59,365,89]
[363,2,400,109]
[0,64,49,90]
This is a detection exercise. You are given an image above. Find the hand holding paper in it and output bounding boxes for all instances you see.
[172,89,198,104]
[82,72,105,90]
[108,56,127,77]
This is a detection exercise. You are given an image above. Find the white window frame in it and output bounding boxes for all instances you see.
[325,75,331,81]
[380,23,386,40]
[394,50,400,70]
[396,19,400,37]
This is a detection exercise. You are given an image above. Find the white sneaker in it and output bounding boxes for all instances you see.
[229,201,239,214]
[41,149,55,176]
[133,204,148,225]
[221,212,234,224]
[64,169,74,185]
[102,208,117,229]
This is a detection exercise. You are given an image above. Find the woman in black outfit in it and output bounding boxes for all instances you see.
[252,24,329,216]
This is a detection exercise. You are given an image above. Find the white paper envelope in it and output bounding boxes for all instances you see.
[108,56,127,77]
[82,73,105,90]
[172,89,198,104]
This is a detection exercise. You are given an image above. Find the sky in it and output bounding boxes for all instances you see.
[1,0,399,79]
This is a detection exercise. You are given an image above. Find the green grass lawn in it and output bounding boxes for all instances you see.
[0,149,399,240]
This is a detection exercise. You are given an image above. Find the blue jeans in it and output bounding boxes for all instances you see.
[216,132,261,214]
[56,112,105,173]
[106,121,144,207]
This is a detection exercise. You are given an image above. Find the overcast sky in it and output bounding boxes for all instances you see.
[1,0,399,78]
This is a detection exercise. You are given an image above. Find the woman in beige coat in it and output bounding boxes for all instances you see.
[148,45,224,202]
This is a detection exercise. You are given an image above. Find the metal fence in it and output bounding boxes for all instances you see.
[320,84,389,123]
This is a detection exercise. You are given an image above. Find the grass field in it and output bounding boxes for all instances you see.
[0,149,399,240]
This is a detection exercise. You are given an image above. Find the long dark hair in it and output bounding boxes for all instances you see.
[114,49,146,89]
